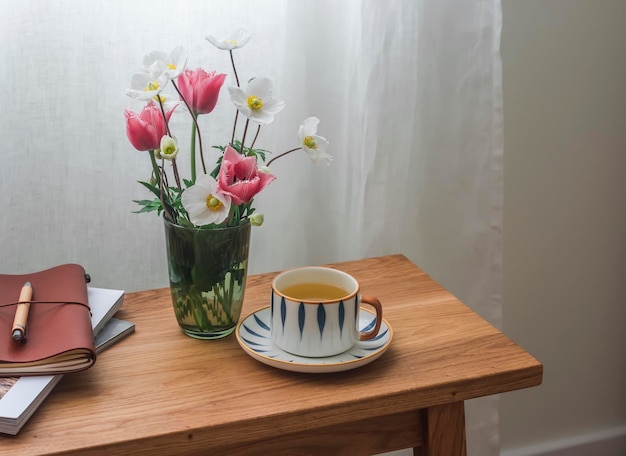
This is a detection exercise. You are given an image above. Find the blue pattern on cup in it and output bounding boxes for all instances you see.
[281,297,287,335]
[317,303,326,339]
[298,302,305,338]
[339,300,345,337]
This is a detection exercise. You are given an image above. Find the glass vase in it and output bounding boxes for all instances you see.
[163,218,251,339]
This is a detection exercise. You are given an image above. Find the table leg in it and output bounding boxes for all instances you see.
[413,401,467,456]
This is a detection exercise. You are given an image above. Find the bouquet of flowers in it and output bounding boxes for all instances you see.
[124,28,331,229]
[122,29,331,338]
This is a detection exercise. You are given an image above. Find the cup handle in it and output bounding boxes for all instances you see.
[359,295,383,341]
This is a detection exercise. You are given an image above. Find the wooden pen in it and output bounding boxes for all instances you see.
[12,281,33,341]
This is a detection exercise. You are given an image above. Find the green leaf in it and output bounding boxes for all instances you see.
[132,198,162,214]
[137,180,162,198]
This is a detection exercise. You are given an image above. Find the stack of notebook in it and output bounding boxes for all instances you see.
[0,265,134,435]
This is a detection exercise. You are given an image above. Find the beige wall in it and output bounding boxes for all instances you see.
[501,0,626,451]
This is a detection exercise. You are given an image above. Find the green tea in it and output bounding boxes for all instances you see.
[281,282,349,301]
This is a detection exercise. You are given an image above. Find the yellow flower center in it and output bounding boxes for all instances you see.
[167,63,176,70]
[247,96,264,110]
[227,39,238,45]
[206,195,223,212]
[303,136,317,149]
[154,94,166,103]
[163,145,176,156]
[145,81,160,92]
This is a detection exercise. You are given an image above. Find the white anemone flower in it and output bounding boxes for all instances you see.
[181,174,232,226]
[143,46,188,79]
[228,77,285,125]
[159,135,179,160]
[298,117,332,166]
[125,71,169,101]
[206,28,251,50]
[152,91,179,113]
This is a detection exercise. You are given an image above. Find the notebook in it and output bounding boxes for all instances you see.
[0,264,96,376]
[0,287,129,435]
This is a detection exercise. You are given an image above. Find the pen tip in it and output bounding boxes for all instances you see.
[24,281,31,287]
[12,330,22,341]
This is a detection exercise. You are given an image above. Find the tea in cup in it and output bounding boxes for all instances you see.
[270,266,383,357]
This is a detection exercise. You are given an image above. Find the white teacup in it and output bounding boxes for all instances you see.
[270,266,383,357]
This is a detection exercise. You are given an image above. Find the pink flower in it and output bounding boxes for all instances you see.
[177,68,226,115]
[125,102,176,151]
[217,146,276,205]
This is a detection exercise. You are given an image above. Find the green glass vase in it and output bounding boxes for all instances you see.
[163,218,251,339]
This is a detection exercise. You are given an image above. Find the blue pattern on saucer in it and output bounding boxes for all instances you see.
[253,313,270,332]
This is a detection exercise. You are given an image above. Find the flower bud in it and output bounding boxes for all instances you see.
[160,135,179,160]
[249,213,264,227]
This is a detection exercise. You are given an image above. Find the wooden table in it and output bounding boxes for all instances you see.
[2,255,542,455]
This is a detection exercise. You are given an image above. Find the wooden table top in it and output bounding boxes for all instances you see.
[2,255,542,455]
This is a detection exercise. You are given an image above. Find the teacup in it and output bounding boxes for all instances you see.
[270,266,383,357]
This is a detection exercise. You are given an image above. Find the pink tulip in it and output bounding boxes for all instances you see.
[177,68,226,115]
[217,146,276,205]
[125,102,176,151]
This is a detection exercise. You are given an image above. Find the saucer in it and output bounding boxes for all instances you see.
[236,306,393,373]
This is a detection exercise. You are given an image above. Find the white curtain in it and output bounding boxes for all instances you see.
[0,1,503,454]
